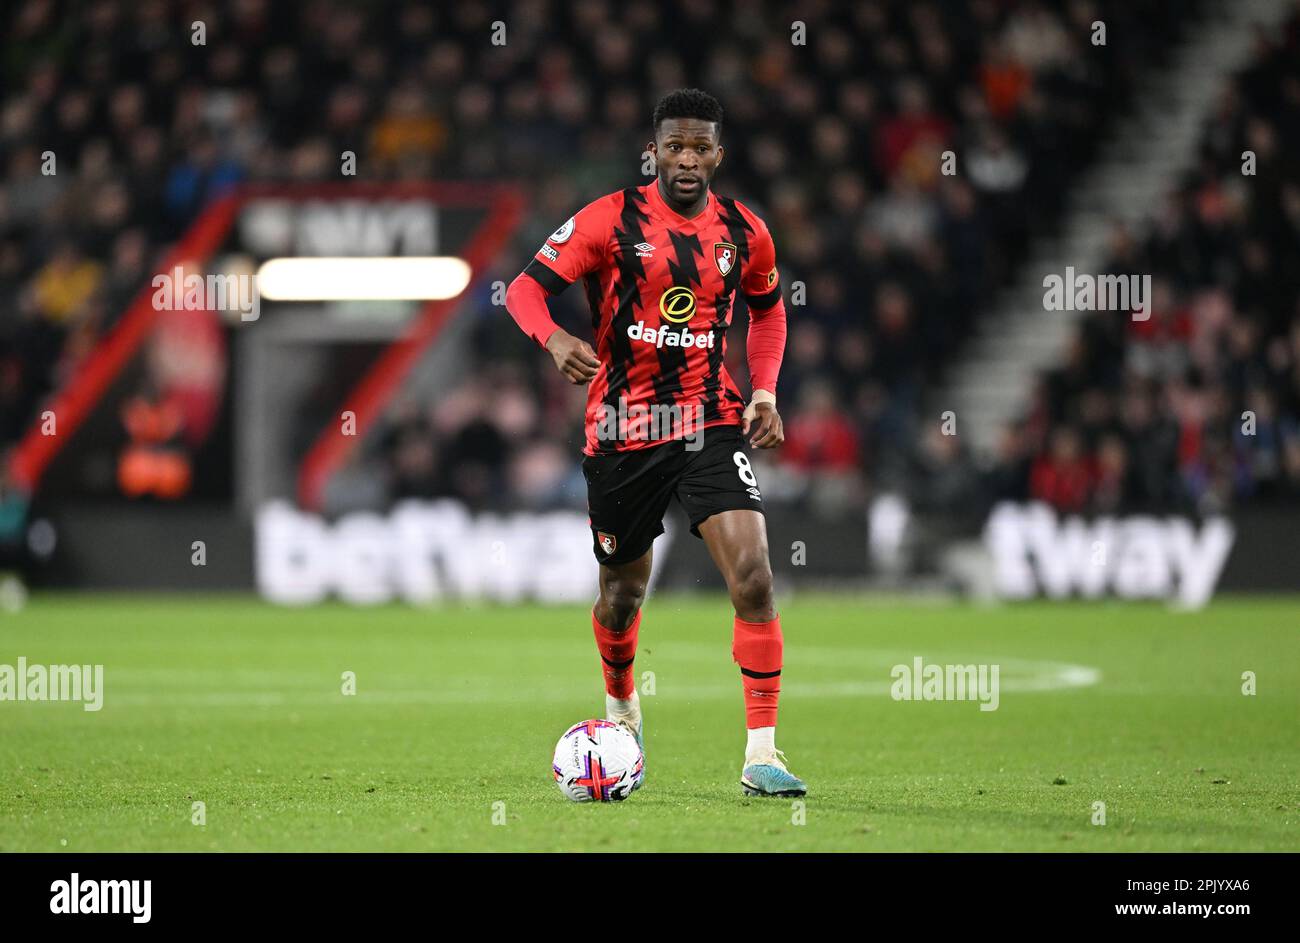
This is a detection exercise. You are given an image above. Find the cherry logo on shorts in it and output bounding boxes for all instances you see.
[597,532,618,556]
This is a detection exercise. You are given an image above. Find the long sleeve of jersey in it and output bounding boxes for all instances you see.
[746,295,787,394]
[507,200,610,349]
[505,271,560,349]
[740,221,787,395]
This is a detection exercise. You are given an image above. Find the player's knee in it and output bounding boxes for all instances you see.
[729,557,774,619]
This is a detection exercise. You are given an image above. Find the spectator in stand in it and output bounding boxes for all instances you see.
[907,425,986,522]
[1090,434,1132,514]
[985,420,1034,503]
[778,379,863,515]
[1029,426,1092,513]
[782,380,861,474]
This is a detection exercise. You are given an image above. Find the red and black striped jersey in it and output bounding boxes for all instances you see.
[523,181,783,456]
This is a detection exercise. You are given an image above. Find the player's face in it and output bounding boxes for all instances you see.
[651,118,724,204]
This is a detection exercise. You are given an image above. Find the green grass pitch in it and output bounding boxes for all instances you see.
[1,592,1297,852]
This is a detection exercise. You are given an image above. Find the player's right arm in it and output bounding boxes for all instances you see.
[505,199,611,385]
[505,271,600,384]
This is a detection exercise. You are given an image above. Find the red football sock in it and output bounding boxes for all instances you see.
[732,615,783,729]
[592,608,640,699]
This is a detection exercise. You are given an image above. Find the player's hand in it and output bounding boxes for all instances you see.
[742,401,783,449]
[545,329,601,384]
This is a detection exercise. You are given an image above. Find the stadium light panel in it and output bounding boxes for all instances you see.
[255,257,472,301]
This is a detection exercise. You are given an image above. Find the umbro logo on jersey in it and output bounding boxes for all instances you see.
[747,486,762,500]
[634,242,655,257]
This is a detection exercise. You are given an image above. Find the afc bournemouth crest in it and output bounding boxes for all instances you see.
[714,242,737,276]
[597,531,617,556]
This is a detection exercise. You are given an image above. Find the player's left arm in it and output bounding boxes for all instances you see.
[739,220,787,449]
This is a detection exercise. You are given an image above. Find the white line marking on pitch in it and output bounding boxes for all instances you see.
[100,650,1099,707]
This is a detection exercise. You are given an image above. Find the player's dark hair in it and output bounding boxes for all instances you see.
[653,88,723,134]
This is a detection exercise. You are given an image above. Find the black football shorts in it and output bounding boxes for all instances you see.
[581,424,766,566]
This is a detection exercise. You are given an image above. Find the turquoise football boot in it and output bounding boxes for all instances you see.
[741,749,807,797]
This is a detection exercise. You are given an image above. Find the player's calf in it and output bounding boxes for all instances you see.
[727,555,776,623]
[732,613,805,795]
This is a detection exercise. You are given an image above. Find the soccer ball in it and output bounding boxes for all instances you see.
[552,719,644,802]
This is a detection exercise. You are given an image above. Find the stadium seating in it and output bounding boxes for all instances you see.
[0,0,1232,520]
[996,11,1300,514]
